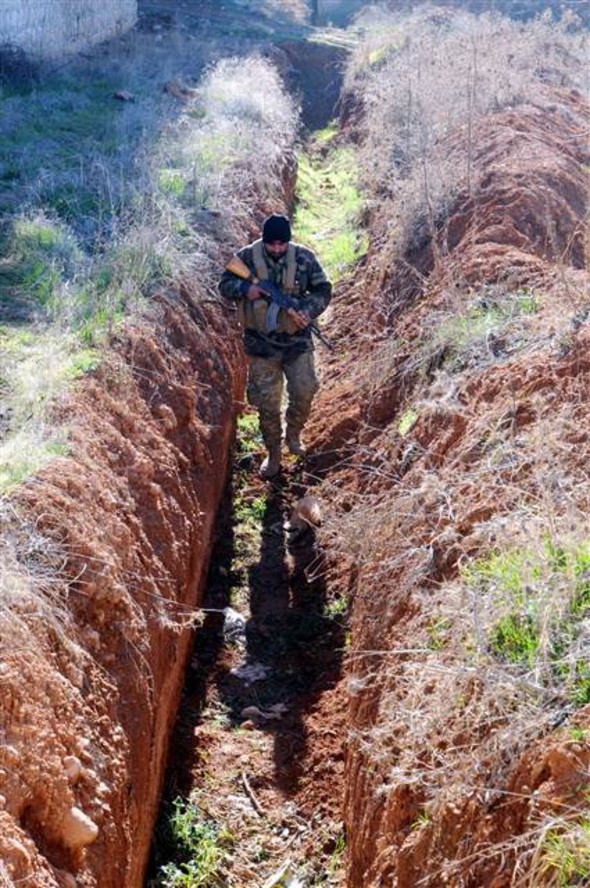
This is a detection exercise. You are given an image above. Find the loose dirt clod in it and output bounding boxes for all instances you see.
[63,756,82,784]
[60,807,99,849]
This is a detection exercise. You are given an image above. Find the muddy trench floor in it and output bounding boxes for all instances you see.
[147,444,348,886]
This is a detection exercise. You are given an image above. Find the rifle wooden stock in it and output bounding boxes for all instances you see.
[225,255,257,283]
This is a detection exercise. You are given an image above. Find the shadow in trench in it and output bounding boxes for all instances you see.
[146,475,237,878]
[243,475,346,797]
[148,461,347,879]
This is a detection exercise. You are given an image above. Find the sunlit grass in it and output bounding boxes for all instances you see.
[293,142,368,282]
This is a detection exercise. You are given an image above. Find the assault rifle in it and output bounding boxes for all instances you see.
[225,255,333,350]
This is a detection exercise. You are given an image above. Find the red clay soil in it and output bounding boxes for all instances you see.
[306,87,590,886]
[146,442,351,884]
[1,68,589,888]
[0,288,245,887]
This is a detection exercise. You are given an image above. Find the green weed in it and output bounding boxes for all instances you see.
[536,817,590,887]
[66,348,101,378]
[293,146,367,282]
[326,830,346,875]
[0,328,100,491]
[236,412,262,451]
[411,810,431,830]
[463,538,590,704]
[0,433,70,493]
[426,617,451,652]
[156,797,232,888]
[325,595,349,619]
[314,121,338,144]
[490,611,539,668]
[158,169,186,197]
[0,216,81,311]
[398,407,418,436]
[422,286,541,374]
[234,494,266,524]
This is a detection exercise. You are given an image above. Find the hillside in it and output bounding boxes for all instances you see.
[1,2,589,887]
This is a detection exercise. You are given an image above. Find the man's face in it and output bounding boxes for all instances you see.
[264,240,289,260]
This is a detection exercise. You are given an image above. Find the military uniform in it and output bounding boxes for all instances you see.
[219,223,331,473]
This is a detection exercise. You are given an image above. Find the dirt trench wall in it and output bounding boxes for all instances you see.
[308,85,590,887]
[0,287,245,887]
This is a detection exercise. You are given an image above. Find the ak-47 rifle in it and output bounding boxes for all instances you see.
[225,255,333,351]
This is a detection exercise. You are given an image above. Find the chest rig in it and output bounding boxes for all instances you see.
[244,240,300,336]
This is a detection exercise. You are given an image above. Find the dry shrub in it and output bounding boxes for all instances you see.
[0,498,71,645]
[0,51,298,649]
[323,328,590,881]
[344,5,589,256]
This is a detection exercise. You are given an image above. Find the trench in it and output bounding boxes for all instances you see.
[145,31,353,888]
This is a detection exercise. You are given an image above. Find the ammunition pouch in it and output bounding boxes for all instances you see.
[243,298,299,335]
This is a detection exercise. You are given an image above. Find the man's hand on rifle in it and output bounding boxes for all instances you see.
[246,283,266,301]
[286,307,311,330]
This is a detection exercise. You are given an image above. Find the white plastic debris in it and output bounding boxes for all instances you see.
[230,660,269,684]
[222,607,247,643]
[262,859,305,888]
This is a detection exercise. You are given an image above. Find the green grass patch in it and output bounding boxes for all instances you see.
[156,797,233,888]
[234,493,266,524]
[293,144,368,282]
[325,594,349,619]
[0,434,70,493]
[0,327,101,491]
[158,169,186,197]
[0,216,82,311]
[398,407,418,436]
[536,817,590,887]
[314,122,339,144]
[425,287,540,373]
[0,78,123,234]
[426,616,451,651]
[463,538,590,704]
[236,412,263,455]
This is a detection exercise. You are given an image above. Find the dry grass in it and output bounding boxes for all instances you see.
[0,46,297,481]
[310,9,590,881]
[344,6,589,257]
[0,30,298,668]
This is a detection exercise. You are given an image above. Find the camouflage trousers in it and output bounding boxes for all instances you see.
[247,351,319,449]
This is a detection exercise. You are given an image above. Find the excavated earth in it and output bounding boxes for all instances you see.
[308,86,590,886]
[0,291,245,886]
[0,4,350,888]
[1,7,590,888]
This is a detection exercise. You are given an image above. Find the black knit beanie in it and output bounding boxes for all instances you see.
[262,213,291,243]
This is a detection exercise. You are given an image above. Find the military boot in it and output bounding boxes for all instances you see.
[260,446,281,479]
[286,426,306,457]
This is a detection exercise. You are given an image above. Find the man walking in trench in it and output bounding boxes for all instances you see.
[219,213,332,479]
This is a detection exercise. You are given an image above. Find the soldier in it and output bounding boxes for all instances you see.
[219,214,332,478]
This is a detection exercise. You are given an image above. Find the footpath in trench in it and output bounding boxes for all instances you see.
[148,435,349,886]
[142,4,359,884]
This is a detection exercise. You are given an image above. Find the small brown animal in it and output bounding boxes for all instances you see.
[285,495,322,536]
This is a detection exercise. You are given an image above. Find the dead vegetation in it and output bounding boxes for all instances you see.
[0,12,300,886]
[308,5,590,886]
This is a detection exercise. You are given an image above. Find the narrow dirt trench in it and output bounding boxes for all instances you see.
[146,29,352,888]
[149,448,348,886]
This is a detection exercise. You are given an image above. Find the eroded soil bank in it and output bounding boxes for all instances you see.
[0,5,351,886]
[2,4,590,888]
[309,84,590,886]
[0,290,245,886]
